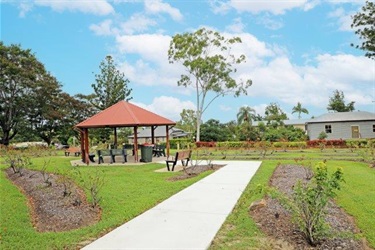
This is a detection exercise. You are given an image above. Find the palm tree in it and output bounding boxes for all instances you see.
[292,102,309,119]
[237,106,256,125]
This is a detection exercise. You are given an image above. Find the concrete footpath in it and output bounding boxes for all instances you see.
[83,160,262,250]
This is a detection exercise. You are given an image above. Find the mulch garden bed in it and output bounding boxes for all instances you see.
[5,168,101,232]
[249,164,370,250]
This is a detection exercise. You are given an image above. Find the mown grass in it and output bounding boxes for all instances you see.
[210,159,375,249]
[0,154,213,249]
[1,148,374,249]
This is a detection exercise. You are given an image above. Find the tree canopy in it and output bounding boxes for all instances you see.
[351,1,375,59]
[0,43,64,145]
[88,55,132,111]
[176,109,197,135]
[0,43,93,146]
[327,90,355,112]
[168,28,252,141]
[264,103,288,125]
[237,106,256,125]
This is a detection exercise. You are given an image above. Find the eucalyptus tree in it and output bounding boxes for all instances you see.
[292,102,309,119]
[351,1,375,59]
[168,28,252,141]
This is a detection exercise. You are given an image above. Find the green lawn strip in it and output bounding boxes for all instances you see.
[329,161,375,248]
[209,160,280,249]
[194,148,364,162]
[0,156,213,249]
[210,159,375,249]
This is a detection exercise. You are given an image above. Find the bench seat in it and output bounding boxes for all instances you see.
[166,150,192,171]
[97,149,127,164]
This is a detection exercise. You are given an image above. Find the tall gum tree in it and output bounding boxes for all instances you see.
[168,28,252,141]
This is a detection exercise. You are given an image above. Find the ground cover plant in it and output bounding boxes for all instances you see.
[0,151,213,249]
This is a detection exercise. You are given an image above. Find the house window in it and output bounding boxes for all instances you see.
[373,124,375,132]
[325,125,332,133]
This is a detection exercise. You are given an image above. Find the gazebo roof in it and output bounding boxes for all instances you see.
[76,101,176,128]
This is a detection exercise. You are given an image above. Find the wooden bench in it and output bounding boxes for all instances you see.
[64,147,81,156]
[166,150,192,171]
[97,149,127,164]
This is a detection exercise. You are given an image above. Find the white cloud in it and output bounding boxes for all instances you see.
[246,53,374,110]
[116,33,171,63]
[213,0,313,15]
[35,0,114,15]
[328,7,354,31]
[256,15,284,30]
[132,96,196,121]
[18,2,33,17]
[225,18,245,33]
[113,31,373,114]
[120,13,157,35]
[90,19,119,36]
[144,0,183,21]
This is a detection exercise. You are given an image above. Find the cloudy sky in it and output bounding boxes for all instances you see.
[2,0,375,122]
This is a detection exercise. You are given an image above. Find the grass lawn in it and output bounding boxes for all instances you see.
[210,159,375,249]
[1,148,374,249]
[0,155,213,249]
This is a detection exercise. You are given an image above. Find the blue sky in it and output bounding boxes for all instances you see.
[2,0,375,123]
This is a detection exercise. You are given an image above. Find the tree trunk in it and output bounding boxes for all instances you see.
[1,130,11,146]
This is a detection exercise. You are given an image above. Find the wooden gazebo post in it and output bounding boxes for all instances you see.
[80,129,85,163]
[113,127,117,148]
[84,128,89,165]
[134,126,138,162]
[151,126,156,144]
[166,125,170,157]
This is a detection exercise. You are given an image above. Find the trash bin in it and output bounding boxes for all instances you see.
[140,145,153,162]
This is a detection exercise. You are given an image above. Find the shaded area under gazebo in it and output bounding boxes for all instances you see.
[75,101,176,165]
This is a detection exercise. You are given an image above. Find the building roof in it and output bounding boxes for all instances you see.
[76,101,176,128]
[307,111,375,123]
[128,126,190,139]
[252,119,310,126]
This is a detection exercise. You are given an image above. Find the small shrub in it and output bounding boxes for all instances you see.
[74,167,105,208]
[318,131,328,140]
[264,162,344,246]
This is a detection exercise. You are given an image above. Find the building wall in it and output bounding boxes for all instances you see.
[128,137,166,144]
[307,121,375,139]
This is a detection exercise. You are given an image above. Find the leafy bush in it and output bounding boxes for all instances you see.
[265,163,344,246]
[346,139,368,148]
[318,131,328,140]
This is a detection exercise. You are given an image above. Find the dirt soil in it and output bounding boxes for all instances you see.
[5,168,101,232]
[250,164,371,250]
[167,164,225,181]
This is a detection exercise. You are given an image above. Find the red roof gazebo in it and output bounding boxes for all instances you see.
[75,101,176,164]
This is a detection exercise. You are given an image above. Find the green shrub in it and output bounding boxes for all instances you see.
[318,131,328,140]
[265,162,344,246]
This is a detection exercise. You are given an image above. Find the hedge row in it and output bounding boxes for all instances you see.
[191,139,374,149]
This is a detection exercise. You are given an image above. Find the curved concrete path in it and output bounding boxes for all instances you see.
[83,160,262,250]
